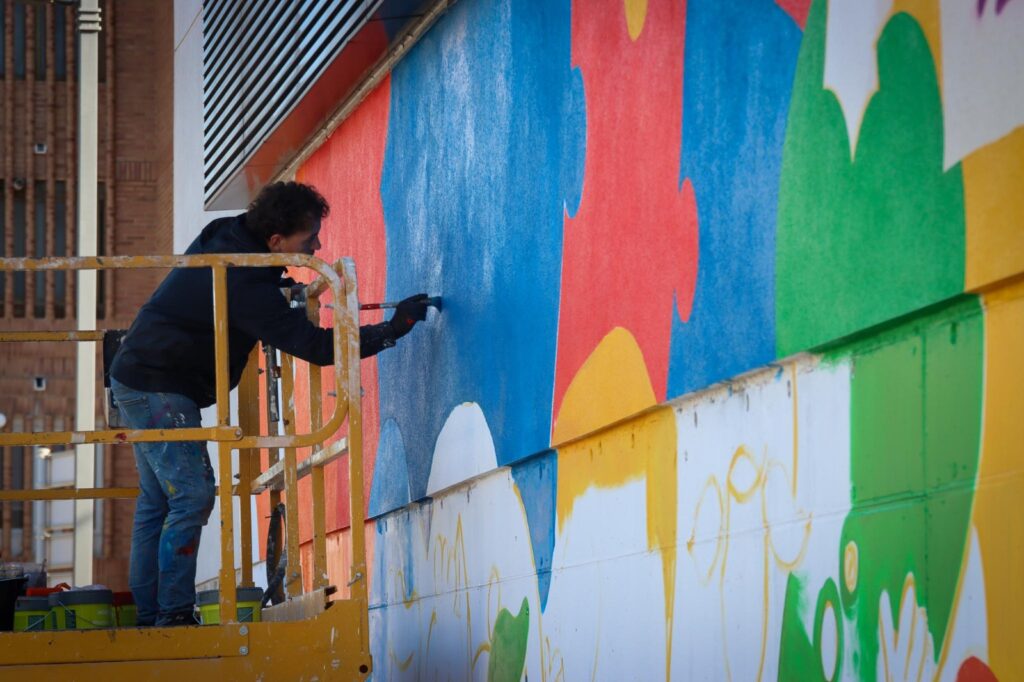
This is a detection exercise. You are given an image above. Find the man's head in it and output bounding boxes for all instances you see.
[246,182,329,255]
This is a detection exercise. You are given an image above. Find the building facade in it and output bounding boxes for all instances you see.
[0,0,173,589]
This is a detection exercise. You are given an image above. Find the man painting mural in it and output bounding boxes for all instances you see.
[110,182,428,626]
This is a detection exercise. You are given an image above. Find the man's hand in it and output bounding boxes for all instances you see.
[389,293,430,339]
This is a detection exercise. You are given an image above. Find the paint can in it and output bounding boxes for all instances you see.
[48,589,114,630]
[13,596,49,631]
[196,587,264,625]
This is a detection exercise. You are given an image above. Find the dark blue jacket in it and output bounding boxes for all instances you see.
[111,213,392,407]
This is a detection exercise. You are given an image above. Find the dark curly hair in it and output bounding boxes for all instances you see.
[246,182,330,242]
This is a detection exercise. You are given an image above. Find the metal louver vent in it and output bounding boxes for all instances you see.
[202,0,382,207]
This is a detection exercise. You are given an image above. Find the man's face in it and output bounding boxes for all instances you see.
[268,220,322,256]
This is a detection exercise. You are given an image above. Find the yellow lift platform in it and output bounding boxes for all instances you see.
[0,253,372,679]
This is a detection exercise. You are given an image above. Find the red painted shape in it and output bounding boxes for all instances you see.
[957,657,999,682]
[279,76,392,544]
[775,0,812,28]
[554,0,698,425]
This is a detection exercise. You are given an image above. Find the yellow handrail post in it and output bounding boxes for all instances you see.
[236,348,261,588]
[306,296,329,591]
[340,258,368,615]
[280,352,304,596]
[212,264,237,621]
[263,343,283,594]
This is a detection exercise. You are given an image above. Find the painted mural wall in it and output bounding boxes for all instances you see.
[282,0,1024,678]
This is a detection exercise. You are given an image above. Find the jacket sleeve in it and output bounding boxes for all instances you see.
[230,277,333,365]
[358,321,397,359]
[230,276,396,365]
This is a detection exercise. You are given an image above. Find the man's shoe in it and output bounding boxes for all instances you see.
[155,609,200,627]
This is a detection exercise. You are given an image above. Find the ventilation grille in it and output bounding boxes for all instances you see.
[202,0,381,206]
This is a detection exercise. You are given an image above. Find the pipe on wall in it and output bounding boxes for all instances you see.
[73,0,101,587]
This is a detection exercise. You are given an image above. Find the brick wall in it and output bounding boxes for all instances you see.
[0,0,174,590]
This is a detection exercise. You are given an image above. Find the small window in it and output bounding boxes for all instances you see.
[0,181,5,318]
[10,446,25,557]
[13,192,27,317]
[54,5,66,80]
[97,182,106,319]
[14,3,26,80]
[54,182,67,317]
[98,4,107,85]
[34,5,46,80]
[0,449,5,543]
[0,3,6,78]
[34,181,47,318]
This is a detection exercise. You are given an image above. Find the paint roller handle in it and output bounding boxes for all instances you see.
[360,296,442,312]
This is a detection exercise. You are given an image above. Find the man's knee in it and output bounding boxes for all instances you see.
[169,477,215,525]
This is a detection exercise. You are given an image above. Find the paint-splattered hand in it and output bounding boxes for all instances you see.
[389,293,429,339]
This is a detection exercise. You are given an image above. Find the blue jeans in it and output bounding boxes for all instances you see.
[111,378,216,625]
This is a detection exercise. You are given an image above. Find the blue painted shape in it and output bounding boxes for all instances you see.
[510,450,557,611]
[369,509,419,609]
[368,419,412,518]
[667,0,802,396]
[378,0,585,509]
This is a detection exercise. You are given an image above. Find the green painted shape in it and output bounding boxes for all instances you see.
[850,334,924,505]
[778,574,822,682]
[779,575,845,681]
[839,296,983,680]
[775,0,965,357]
[488,597,530,682]
[921,302,984,648]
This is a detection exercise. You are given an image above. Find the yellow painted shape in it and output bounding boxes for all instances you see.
[624,0,648,41]
[552,327,657,445]
[890,1,942,81]
[726,445,763,503]
[890,0,1024,293]
[687,476,724,585]
[556,406,677,680]
[844,541,859,594]
[973,278,1024,681]
[964,128,1024,291]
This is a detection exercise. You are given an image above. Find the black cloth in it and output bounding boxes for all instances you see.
[111,213,393,408]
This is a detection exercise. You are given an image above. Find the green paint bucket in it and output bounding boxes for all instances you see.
[13,596,49,632]
[196,587,263,625]
[48,589,114,630]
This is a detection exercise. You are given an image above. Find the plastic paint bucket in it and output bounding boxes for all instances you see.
[13,596,49,631]
[196,587,263,625]
[48,589,114,630]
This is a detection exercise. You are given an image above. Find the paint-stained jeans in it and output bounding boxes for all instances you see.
[110,378,216,626]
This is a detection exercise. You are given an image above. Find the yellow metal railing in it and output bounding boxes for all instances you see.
[0,253,368,640]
